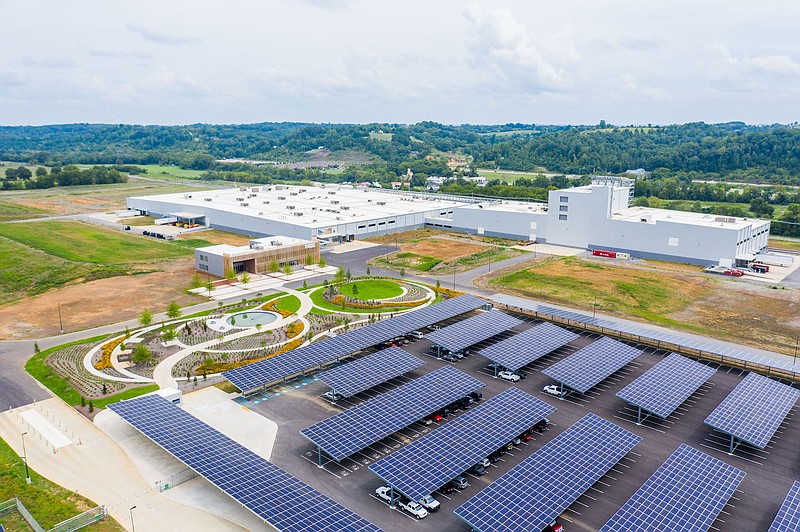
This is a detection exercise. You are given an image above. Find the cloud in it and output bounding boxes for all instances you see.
[297,0,353,9]
[0,69,26,86]
[89,49,153,60]
[21,55,76,69]
[462,5,576,93]
[127,21,201,45]
[142,65,213,97]
[621,73,669,100]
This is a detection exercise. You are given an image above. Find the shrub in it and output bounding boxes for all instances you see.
[94,336,124,370]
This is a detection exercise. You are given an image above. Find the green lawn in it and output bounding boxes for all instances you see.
[0,436,123,530]
[339,279,404,300]
[0,237,128,305]
[136,164,207,179]
[770,237,800,251]
[0,221,192,263]
[276,295,302,313]
[477,170,549,183]
[0,200,50,222]
[369,132,393,141]
[309,287,412,314]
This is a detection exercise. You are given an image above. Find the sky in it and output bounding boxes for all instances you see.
[2,1,799,126]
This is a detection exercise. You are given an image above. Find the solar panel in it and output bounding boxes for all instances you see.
[770,481,800,532]
[601,443,745,532]
[424,310,523,352]
[108,395,379,532]
[317,347,425,398]
[369,387,555,502]
[542,336,642,393]
[704,372,800,449]
[301,366,484,461]
[479,322,579,371]
[454,413,641,532]
[493,294,796,373]
[616,353,716,419]
[224,294,486,393]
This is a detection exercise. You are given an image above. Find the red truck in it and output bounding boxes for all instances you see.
[751,263,769,273]
[723,269,744,277]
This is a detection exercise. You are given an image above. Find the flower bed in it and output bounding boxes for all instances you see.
[197,337,304,375]
[261,298,294,318]
[93,336,124,370]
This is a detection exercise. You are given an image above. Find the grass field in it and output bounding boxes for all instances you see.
[116,215,156,226]
[339,279,404,300]
[0,436,123,530]
[0,200,50,222]
[276,295,302,314]
[369,132,393,141]
[769,237,800,251]
[136,164,207,179]
[477,129,540,136]
[308,287,412,314]
[477,169,549,183]
[0,221,192,263]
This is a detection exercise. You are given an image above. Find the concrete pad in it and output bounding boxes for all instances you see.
[0,398,249,532]
[511,242,584,256]
[327,241,380,254]
[20,410,73,449]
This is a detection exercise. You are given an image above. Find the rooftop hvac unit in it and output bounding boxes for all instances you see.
[278,196,286,200]
[341,206,350,210]
[204,198,212,202]
[293,212,304,216]
[258,212,264,215]
[328,191,336,195]
[368,199,373,202]
[377,201,386,206]
[287,205,295,210]
[262,200,270,204]
[236,197,244,201]
[290,192,298,196]
[184,194,193,199]
[299,188,306,193]
[239,187,248,191]
[331,200,340,204]
[312,207,317,210]
[251,187,260,192]
[248,193,257,198]
[270,240,283,246]
[251,243,264,250]
[714,216,737,224]
[240,203,249,207]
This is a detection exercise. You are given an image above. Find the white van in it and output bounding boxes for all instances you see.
[408,330,424,339]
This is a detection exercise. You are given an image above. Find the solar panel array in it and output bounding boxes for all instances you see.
[770,481,800,532]
[454,413,641,532]
[542,336,642,393]
[493,294,796,373]
[108,395,379,532]
[479,321,579,371]
[601,443,746,532]
[424,310,523,352]
[704,372,800,449]
[616,353,716,418]
[224,294,486,392]
[369,387,556,502]
[301,366,484,461]
[317,347,424,398]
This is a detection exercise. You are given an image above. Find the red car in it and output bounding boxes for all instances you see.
[427,413,443,423]
[545,522,563,532]
[723,269,744,277]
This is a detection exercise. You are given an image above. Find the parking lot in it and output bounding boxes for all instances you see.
[245,310,800,531]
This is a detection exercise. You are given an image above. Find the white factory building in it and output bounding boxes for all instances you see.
[126,180,770,265]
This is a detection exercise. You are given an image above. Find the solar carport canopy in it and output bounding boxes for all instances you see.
[301,366,484,461]
[424,310,523,352]
[108,395,380,532]
[317,347,424,398]
[369,387,555,502]
[454,413,640,532]
[770,481,800,532]
[542,336,642,393]
[601,444,745,532]
[616,353,716,419]
[704,372,800,449]
[224,294,486,393]
[479,321,579,372]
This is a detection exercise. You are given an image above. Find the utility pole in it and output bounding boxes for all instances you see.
[58,303,64,334]
[593,294,598,318]
[21,432,30,484]
[130,506,137,532]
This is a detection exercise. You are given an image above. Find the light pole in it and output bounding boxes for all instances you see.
[21,432,30,484]
[130,506,137,532]
[58,303,64,334]
[593,294,598,318]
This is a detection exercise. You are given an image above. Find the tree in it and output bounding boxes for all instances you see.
[435,279,440,295]
[225,268,237,281]
[88,401,94,413]
[269,260,280,273]
[166,300,182,320]
[318,257,327,269]
[35,166,48,178]
[206,281,215,297]
[305,253,315,269]
[162,326,178,342]
[283,263,292,278]
[352,283,359,295]
[366,266,371,276]
[81,396,85,407]
[345,268,352,281]
[189,273,204,289]
[132,344,153,364]
[34,341,40,355]
[138,308,153,327]
[302,279,308,289]
[102,382,107,395]
[124,326,131,339]
[334,267,346,284]
[749,197,775,217]
[240,271,251,287]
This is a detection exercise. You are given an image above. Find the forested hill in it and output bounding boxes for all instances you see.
[1,121,799,183]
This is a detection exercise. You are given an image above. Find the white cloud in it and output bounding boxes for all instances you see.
[21,55,76,69]
[127,21,201,45]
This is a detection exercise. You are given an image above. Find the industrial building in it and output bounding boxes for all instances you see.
[195,236,319,277]
[127,180,770,266]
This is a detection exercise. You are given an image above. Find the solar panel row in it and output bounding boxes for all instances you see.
[616,353,716,419]
[317,347,425,398]
[301,366,484,461]
[704,371,800,449]
[424,310,523,352]
[108,395,380,532]
[493,294,796,373]
[224,294,486,393]
[479,321,579,371]
[600,443,746,532]
[542,336,642,393]
[454,413,641,532]
[369,387,556,502]
[770,481,800,532]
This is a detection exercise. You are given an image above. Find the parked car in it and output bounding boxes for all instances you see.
[398,499,428,519]
[448,476,469,490]
[544,521,564,532]
[442,354,459,362]
[469,391,483,402]
[515,369,528,379]
[533,418,551,433]
[468,463,486,476]
[498,370,521,382]
[723,268,744,277]
[323,391,343,402]
[408,330,424,339]
[418,494,440,512]
[487,451,503,463]
[477,458,491,468]
[542,385,561,397]
[520,431,533,442]
[439,484,457,494]
[486,362,507,373]
[426,324,441,331]
[427,412,443,423]
[375,486,397,504]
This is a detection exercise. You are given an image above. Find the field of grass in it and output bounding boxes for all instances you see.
[769,237,800,251]
[0,436,123,530]
[0,221,192,263]
[0,237,129,305]
[478,129,540,136]
[477,170,548,183]
[308,287,412,314]
[369,132,393,141]
[116,215,157,226]
[339,279,404,300]
[136,164,207,179]
[0,200,50,222]
[375,252,442,272]
[276,295,302,314]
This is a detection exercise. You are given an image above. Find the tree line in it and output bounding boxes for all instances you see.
[1,164,128,190]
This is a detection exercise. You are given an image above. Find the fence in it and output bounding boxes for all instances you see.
[0,498,106,532]
[156,467,198,492]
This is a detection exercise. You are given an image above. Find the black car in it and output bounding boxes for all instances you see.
[442,354,458,362]
[515,369,528,379]
[486,362,507,373]
[469,391,483,402]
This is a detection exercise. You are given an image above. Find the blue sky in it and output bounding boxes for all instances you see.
[2,1,799,125]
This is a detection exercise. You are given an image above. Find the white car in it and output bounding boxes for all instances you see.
[418,494,440,512]
[498,370,521,382]
[542,384,561,397]
[399,499,429,519]
[375,486,397,504]
[323,391,343,402]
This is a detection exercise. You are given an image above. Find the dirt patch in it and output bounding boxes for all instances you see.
[179,229,253,246]
[400,236,489,261]
[0,258,203,339]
